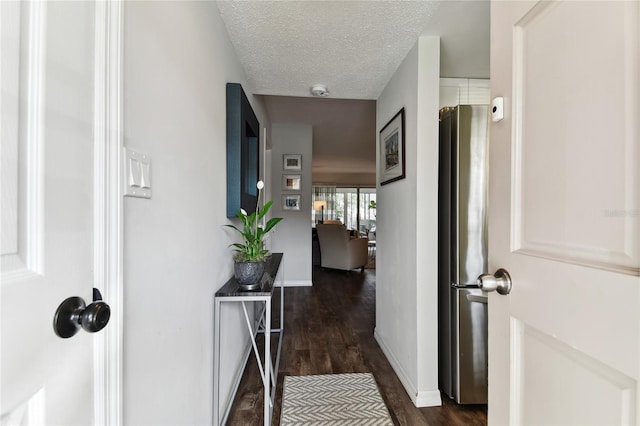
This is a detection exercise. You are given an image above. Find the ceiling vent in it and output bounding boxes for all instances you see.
[310,84,329,97]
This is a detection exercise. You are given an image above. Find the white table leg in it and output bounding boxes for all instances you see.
[213,298,221,425]
[264,299,271,426]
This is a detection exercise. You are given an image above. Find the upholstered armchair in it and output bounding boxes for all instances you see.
[315,223,369,272]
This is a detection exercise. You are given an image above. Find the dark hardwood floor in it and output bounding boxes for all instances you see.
[225,267,487,425]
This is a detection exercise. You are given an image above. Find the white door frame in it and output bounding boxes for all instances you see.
[93,1,123,424]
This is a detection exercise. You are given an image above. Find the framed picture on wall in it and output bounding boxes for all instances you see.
[282,194,301,211]
[379,107,406,185]
[283,154,302,171]
[282,174,301,191]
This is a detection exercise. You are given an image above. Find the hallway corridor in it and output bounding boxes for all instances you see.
[226,267,487,425]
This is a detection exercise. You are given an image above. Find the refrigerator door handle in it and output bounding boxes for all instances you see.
[451,282,480,289]
[466,294,488,304]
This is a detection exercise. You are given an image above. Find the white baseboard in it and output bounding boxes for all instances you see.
[374,328,442,408]
[415,389,443,407]
[279,280,313,287]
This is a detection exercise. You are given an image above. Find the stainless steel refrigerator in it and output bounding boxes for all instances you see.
[438,105,490,404]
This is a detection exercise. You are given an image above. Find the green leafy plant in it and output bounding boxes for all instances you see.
[225,181,283,262]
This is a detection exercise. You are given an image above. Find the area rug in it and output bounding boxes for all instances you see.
[280,372,393,425]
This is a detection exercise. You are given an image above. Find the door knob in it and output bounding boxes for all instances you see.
[477,268,512,295]
[53,288,111,338]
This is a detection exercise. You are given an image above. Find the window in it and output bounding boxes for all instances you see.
[312,186,375,236]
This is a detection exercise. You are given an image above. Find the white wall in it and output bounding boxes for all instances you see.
[375,36,442,407]
[269,124,313,286]
[123,2,268,423]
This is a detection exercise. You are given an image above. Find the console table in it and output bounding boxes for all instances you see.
[213,253,284,426]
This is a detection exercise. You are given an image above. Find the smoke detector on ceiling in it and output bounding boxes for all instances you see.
[310,84,329,97]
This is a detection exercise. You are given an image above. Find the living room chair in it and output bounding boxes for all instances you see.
[315,223,369,272]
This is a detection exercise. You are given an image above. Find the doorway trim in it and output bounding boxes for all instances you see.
[93,1,123,424]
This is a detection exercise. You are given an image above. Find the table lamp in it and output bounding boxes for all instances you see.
[313,200,327,223]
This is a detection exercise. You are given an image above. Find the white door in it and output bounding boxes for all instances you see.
[1,1,110,424]
[488,1,640,424]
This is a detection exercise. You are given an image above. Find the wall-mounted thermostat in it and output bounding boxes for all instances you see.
[491,97,504,122]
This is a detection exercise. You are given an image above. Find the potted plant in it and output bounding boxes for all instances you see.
[225,180,283,289]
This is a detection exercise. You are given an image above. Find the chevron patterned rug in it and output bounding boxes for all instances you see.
[280,372,393,425]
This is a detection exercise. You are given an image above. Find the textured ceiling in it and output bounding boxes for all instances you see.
[216,0,490,184]
[216,0,441,99]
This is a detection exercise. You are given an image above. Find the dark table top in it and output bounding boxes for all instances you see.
[215,253,283,297]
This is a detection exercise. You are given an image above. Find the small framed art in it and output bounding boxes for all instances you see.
[379,107,406,185]
[282,174,301,191]
[283,154,302,171]
[282,194,301,211]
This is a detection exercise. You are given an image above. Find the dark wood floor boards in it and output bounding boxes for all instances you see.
[225,267,487,425]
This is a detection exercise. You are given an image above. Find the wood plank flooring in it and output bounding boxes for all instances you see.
[225,267,487,425]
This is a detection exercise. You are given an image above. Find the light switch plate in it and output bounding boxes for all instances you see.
[124,147,151,198]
